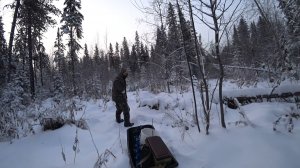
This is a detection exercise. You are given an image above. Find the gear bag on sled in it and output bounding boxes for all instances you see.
[127,125,179,168]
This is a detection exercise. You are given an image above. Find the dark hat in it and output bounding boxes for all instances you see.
[120,67,127,74]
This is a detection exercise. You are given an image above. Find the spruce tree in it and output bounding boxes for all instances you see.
[7,0,21,82]
[82,43,92,76]
[151,26,168,91]
[61,0,84,96]
[257,16,273,65]
[53,28,66,101]
[18,0,60,98]
[140,43,149,67]
[237,17,251,66]
[81,44,94,97]
[166,2,181,84]
[114,42,121,73]
[108,43,116,76]
[134,32,141,75]
[36,43,52,97]
[177,5,195,74]
[93,44,104,98]
[53,28,66,77]
[135,31,141,61]
[249,22,259,66]
[14,27,27,70]
[140,43,150,88]
[130,45,139,78]
[93,44,101,72]
[232,25,240,63]
[122,37,130,68]
[152,27,165,77]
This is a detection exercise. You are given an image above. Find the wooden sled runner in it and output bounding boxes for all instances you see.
[127,125,179,168]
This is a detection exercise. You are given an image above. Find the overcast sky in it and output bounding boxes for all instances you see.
[0,0,150,54]
[0,0,217,55]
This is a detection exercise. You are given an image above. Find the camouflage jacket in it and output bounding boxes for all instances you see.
[112,73,127,103]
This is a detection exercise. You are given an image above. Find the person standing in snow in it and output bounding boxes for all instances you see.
[112,68,134,127]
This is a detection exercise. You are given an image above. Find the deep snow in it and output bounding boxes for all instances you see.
[1,81,300,168]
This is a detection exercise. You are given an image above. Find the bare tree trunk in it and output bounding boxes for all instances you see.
[28,11,35,98]
[176,0,200,133]
[7,0,21,82]
[157,0,164,29]
[187,0,211,134]
[39,51,44,86]
[70,27,76,96]
[210,2,226,128]
[194,0,242,129]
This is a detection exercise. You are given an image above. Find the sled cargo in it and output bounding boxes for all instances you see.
[127,125,178,168]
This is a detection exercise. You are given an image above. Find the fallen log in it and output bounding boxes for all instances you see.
[224,91,300,109]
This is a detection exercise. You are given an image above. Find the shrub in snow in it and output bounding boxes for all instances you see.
[94,149,116,168]
[0,70,31,139]
[228,98,255,128]
[37,98,87,131]
[75,118,89,130]
[273,114,294,133]
[273,107,300,132]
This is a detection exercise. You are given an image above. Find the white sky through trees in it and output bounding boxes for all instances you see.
[0,0,148,54]
[0,0,218,55]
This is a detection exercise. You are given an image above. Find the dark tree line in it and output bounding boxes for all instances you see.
[220,12,298,86]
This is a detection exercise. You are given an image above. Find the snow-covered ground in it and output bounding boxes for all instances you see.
[1,81,300,168]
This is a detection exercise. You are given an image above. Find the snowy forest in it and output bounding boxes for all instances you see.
[0,0,300,167]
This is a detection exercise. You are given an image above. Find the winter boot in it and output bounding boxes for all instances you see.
[116,112,124,123]
[124,122,134,127]
[116,119,124,123]
[124,113,134,127]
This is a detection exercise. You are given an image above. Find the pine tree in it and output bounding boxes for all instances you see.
[61,0,84,96]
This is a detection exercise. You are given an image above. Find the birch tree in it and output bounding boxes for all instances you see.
[194,0,243,128]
